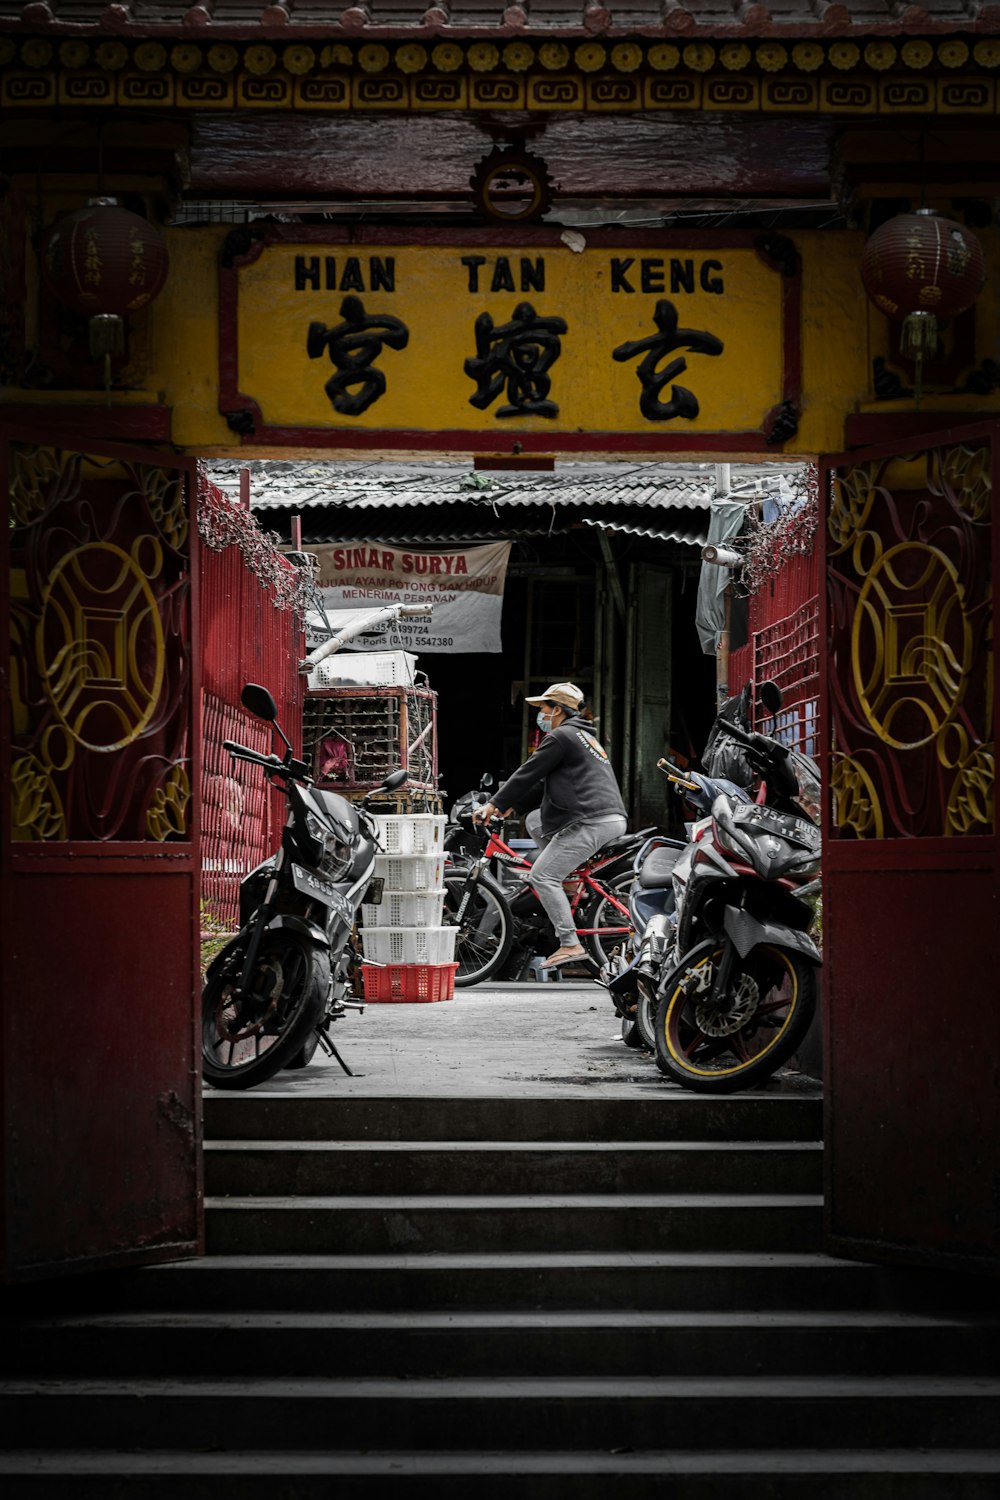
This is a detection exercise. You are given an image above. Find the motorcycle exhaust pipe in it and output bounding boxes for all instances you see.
[636,913,673,977]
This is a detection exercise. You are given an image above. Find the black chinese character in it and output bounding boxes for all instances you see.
[307,295,409,417]
[612,298,724,422]
[465,301,568,419]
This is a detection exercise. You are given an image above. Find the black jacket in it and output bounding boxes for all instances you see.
[495,712,627,837]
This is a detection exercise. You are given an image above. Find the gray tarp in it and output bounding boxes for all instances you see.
[695,499,747,655]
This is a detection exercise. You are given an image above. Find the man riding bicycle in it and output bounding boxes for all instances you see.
[476,682,628,970]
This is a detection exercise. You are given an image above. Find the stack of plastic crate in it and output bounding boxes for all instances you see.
[360,812,457,1001]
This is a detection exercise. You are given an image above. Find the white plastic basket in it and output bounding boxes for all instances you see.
[361,889,446,928]
[371,814,446,856]
[374,852,445,893]
[311,650,418,689]
[361,925,458,966]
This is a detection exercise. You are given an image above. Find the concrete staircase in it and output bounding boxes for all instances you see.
[2,1090,999,1496]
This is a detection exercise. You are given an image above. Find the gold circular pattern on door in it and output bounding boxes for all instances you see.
[852,541,971,750]
[39,541,165,752]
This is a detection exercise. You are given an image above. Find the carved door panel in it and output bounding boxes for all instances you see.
[1,431,203,1281]
[821,424,998,1274]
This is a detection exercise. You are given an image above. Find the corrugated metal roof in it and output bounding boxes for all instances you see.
[294,502,579,544]
[1,0,992,36]
[579,514,709,547]
[206,458,799,514]
[294,503,710,546]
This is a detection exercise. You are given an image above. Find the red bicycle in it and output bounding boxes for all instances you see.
[443,816,646,987]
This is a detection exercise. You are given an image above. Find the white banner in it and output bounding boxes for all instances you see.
[310,541,511,653]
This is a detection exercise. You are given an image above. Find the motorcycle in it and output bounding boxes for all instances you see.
[202,681,407,1090]
[652,712,822,1093]
[604,768,752,1051]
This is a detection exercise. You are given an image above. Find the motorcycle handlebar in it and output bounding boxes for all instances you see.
[222,741,290,773]
[718,719,788,760]
[656,757,700,790]
[223,739,261,760]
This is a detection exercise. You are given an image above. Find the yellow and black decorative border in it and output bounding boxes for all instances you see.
[4,33,1000,112]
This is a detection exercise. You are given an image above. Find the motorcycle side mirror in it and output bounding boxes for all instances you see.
[241,683,278,722]
[479,772,495,791]
[758,681,783,716]
[383,768,408,792]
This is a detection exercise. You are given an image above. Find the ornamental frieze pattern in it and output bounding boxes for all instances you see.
[5,34,1000,113]
[827,442,995,841]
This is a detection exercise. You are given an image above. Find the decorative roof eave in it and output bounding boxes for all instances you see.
[6,30,1000,108]
[6,4,1000,41]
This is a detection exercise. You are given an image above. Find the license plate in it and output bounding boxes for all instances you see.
[732,804,818,848]
[291,863,353,923]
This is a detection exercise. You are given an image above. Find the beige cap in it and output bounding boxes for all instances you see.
[525,682,585,710]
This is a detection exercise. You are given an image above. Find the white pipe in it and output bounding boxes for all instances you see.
[701,544,742,568]
[302,603,434,669]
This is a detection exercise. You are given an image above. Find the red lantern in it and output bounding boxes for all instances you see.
[40,197,170,386]
[860,208,986,404]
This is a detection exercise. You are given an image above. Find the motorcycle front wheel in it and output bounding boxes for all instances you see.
[654,939,816,1094]
[202,930,330,1090]
[621,1011,646,1048]
[443,869,514,987]
[636,982,658,1052]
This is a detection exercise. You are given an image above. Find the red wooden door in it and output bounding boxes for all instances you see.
[1,429,203,1281]
[820,422,999,1275]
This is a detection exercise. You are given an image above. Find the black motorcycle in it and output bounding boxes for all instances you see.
[653,714,822,1093]
[202,682,406,1090]
[604,680,792,1056]
[605,764,751,1052]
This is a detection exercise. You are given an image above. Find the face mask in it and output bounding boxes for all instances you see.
[536,709,555,732]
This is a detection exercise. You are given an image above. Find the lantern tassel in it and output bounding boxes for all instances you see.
[900,309,938,409]
[88,313,125,400]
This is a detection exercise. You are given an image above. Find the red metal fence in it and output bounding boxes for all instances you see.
[729,546,820,754]
[198,475,304,930]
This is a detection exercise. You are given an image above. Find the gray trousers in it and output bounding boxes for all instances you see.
[525,811,628,948]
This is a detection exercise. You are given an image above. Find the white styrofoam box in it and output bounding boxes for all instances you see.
[361,925,458,966]
[311,651,418,690]
[361,889,446,928]
[374,852,445,893]
[372,813,446,856]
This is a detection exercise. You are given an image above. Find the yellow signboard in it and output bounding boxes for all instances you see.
[222,232,795,449]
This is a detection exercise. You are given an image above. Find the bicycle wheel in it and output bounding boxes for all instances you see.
[443,869,514,987]
[579,869,634,974]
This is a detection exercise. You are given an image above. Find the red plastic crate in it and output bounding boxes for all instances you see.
[361,962,458,1003]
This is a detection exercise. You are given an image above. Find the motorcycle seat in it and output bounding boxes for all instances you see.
[638,844,684,889]
[595,826,655,860]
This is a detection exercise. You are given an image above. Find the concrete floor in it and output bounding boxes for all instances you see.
[216,982,821,1100]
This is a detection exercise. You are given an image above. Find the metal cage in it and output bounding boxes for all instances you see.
[303,685,438,800]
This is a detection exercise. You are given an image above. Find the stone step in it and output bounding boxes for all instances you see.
[5,1309,998,1380]
[203,1093,823,1144]
[23,1252,901,1316]
[204,1193,824,1255]
[3,1376,999,1453]
[204,1139,822,1197]
[3,1449,1000,1500]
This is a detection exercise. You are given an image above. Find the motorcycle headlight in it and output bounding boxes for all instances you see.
[304,811,353,880]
